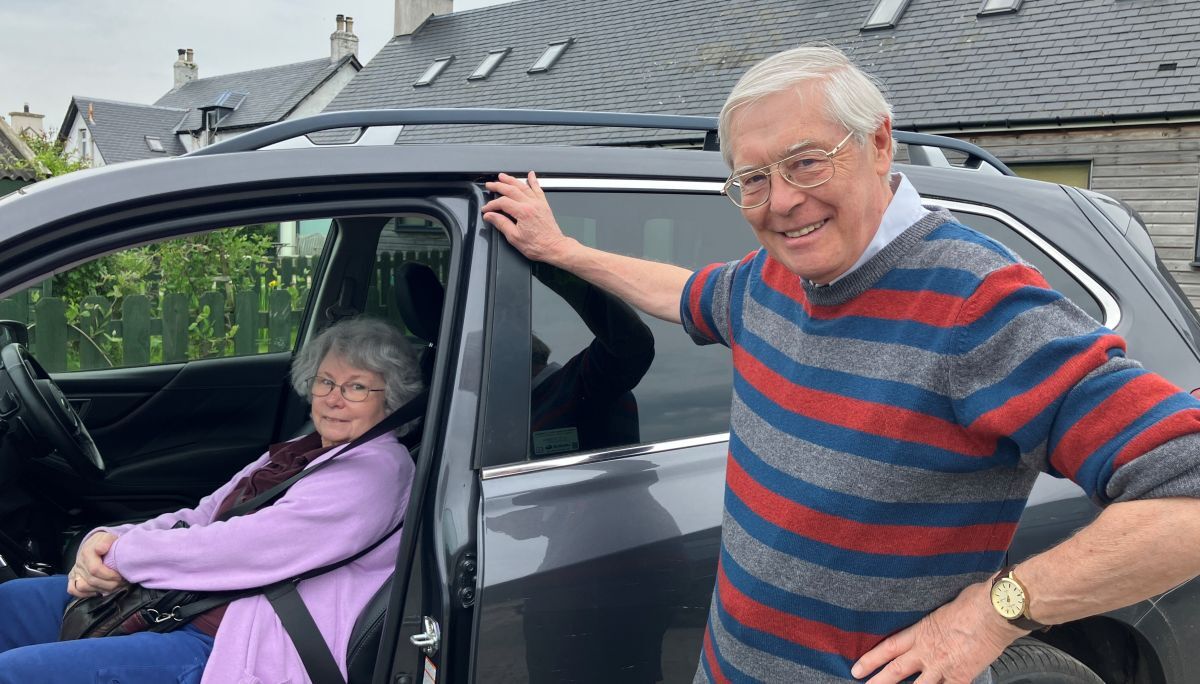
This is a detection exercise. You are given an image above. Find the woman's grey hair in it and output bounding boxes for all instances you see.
[717,44,895,167]
[290,316,424,414]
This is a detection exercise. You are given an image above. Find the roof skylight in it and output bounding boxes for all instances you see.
[414,57,454,87]
[528,40,573,74]
[469,49,510,81]
[979,0,1022,14]
[145,136,165,153]
[863,0,912,29]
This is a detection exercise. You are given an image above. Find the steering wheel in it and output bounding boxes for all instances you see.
[0,343,106,478]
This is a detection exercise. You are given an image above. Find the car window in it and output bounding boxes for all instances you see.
[367,215,451,336]
[0,221,331,372]
[527,191,756,459]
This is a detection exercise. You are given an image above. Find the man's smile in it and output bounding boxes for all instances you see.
[782,219,827,239]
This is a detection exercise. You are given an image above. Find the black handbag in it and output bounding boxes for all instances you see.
[58,389,427,658]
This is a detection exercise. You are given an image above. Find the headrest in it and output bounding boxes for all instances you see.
[394,262,445,344]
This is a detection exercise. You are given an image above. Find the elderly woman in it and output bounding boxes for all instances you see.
[0,316,423,684]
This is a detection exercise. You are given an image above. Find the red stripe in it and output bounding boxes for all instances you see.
[727,457,1014,555]
[688,263,722,341]
[957,263,1050,326]
[733,343,995,458]
[971,333,1125,439]
[701,628,730,684]
[1053,373,1184,479]
[807,289,966,327]
[1112,408,1200,470]
[717,561,878,660]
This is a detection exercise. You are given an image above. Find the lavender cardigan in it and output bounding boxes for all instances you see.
[97,431,413,684]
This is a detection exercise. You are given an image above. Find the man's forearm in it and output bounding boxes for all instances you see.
[554,240,691,324]
[1015,497,1200,626]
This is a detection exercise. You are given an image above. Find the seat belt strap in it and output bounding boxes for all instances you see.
[266,581,346,684]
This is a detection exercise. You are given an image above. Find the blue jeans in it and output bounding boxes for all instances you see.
[0,575,213,684]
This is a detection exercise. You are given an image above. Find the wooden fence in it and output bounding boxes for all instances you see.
[0,249,450,372]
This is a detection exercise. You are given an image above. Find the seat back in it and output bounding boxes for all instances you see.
[346,576,393,684]
[393,262,445,384]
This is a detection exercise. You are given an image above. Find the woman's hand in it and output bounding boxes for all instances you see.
[69,532,128,598]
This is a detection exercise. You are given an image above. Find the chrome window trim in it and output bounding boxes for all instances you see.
[481,433,729,480]
[535,178,725,193]
[935,199,1120,329]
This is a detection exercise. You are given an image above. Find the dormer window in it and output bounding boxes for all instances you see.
[415,57,454,86]
[979,0,1022,15]
[863,0,912,29]
[469,49,510,81]
[528,40,573,74]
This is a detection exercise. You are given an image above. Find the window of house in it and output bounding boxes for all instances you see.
[528,40,573,74]
[863,0,912,29]
[414,57,454,86]
[979,0,1023,15]
[145,136,165,153]
[1008,161,1091,189]
[469,50,510,80]
[0,222,332,372]
[78,129,90,161]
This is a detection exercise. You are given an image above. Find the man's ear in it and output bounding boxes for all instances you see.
[871,117,895,174]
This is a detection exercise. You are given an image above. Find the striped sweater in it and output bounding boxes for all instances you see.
[680,210,1200,682]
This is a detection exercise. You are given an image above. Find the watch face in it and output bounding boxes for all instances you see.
[991,577,1026,619]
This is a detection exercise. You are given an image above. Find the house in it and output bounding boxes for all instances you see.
[0,113,42,195]
[58,15,363,166]
[326,0,1200,310]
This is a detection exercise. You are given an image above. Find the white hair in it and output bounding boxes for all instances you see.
[717,44,895,167]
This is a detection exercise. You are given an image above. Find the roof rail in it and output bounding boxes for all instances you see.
[184,108,1013,175]
[186,109,722,156]
[893,130,1013,176]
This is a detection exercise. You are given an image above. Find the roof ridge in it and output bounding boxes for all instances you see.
[181,56,334,84]
[70,96,188,112]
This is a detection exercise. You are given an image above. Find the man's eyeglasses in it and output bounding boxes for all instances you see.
[307,376,385,402]
[722,131,856,209]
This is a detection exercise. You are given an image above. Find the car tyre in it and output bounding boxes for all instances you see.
[990,637,1103,683]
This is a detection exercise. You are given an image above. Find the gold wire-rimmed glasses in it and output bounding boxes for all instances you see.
[722,131,856,209]
[307,376,385,402]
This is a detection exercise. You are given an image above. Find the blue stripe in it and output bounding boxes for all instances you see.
[734,374,1002,473]
[721,547,923,635]
[1071,391,1200,501]
[738,328,959,423]
[726,488,1005,577]
[729,431,1026,526]
[875,266,982,296]
[750,281,961,352]
[926,223,1017,262]
[714,590,852,679]
[958,330,1116,423]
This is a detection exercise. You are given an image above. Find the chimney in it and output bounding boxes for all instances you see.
[173,48,198,89]
[8,103,45,137]
[330,13,359,62]
[395,0,452,37]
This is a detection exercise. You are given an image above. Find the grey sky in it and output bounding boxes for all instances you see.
[2,0,516,136]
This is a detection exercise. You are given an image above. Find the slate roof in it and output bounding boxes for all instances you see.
[156,56,357,132]
[325,0,1200,145]
[0,117,40,181]
[62,97,189,163]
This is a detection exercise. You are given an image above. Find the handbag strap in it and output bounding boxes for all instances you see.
[219,389,428,522]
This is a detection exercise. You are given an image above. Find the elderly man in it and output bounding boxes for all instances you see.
[482,45,1200,684]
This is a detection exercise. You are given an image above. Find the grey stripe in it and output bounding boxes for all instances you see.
[702,594,848,683]
[722,513,986,614]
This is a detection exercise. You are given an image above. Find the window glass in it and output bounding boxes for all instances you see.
[0,222,331,372]
[528,192,755,458]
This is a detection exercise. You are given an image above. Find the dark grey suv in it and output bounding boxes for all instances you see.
[0,111,1198,683]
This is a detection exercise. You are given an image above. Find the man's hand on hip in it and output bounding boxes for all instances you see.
[852,581,1025,683]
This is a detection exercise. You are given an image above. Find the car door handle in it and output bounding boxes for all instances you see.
[409,615,441,656]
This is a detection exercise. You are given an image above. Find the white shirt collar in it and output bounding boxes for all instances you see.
[816,172,930,286]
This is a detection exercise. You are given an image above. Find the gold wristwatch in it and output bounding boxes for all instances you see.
[989,565,1048,631]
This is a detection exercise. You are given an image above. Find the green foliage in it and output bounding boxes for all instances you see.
[12,131,90,178]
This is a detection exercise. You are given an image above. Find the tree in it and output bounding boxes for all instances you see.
[13,131,89,178]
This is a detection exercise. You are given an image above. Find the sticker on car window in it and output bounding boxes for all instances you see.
[532,427,580,456]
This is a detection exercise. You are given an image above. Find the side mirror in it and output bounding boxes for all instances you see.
[0,321,29,347]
